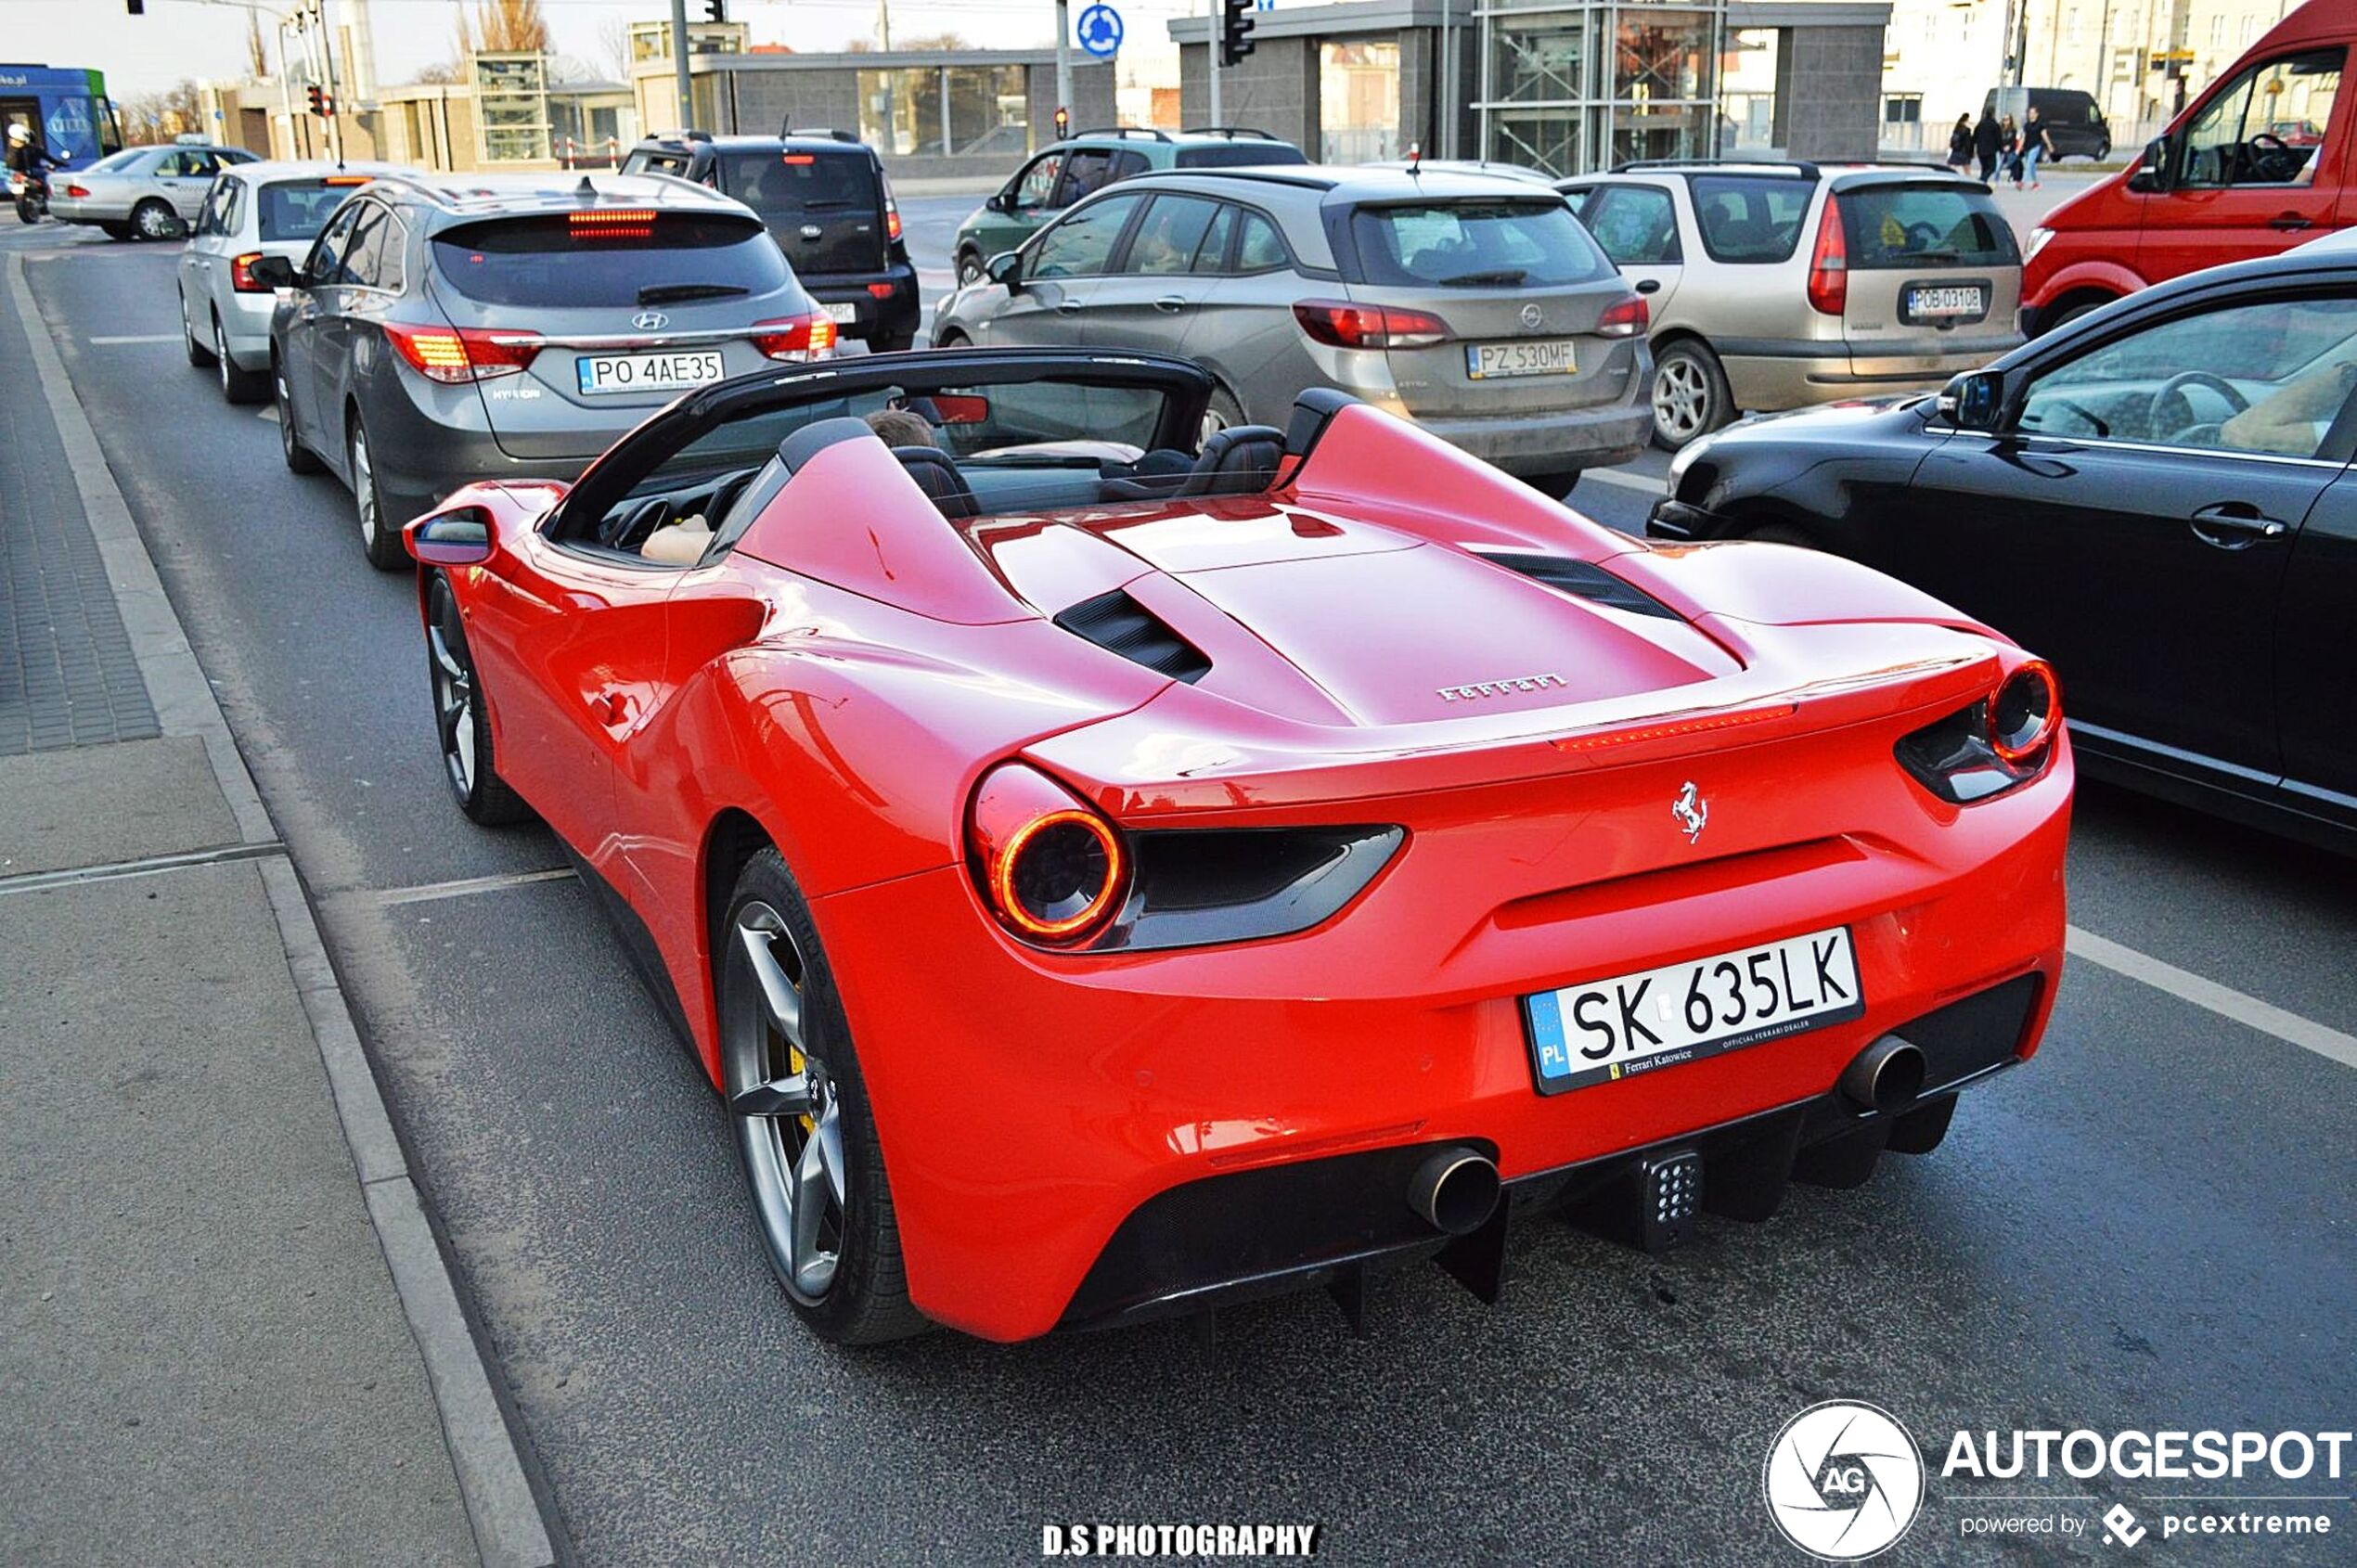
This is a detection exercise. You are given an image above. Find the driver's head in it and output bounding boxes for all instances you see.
[865,407,939,449]
[6,126,29,145]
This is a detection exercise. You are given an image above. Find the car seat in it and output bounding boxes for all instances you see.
[894,446,980,519]
[1173,425,1286,497]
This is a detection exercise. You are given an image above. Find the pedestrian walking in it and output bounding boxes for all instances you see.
[2000,114,2023,187]
[2022,106,2054,188]
[1973,107,2003,182]
[1948,113,1974,170]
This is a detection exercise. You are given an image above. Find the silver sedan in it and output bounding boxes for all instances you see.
[49,142,258,241]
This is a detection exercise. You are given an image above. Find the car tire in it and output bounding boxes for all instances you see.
[934,328,972,350]
[719,848,928,1345]
[214,313,267,405]
[1651,339,1732,451]
[99,221,134,242]
[955,247,985,286]
[348,418,406,572]
[870,331,915,353]
[181,289,215,367]
[2046,297,2112,334]
[131,198,181,242]
[276,358,324,475]
[424,572,533,827]
[1522,469,1583,499]
[1201,386,1247,443]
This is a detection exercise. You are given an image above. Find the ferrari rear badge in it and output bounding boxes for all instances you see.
[1673,780,1708,844]
[1437,672,1566,702]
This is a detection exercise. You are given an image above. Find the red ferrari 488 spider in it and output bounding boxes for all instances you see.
[405,348,2070,1343]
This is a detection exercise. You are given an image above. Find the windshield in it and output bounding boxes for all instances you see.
[1347,200,1612,288]
[716,149,874,215]
[431,212,790,308]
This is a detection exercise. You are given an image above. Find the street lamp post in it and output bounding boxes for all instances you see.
[1207,0,1221,124]
[1056,0,1073,132]
[671,0,693,131]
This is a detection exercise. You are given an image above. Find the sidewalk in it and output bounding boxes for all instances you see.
[0,254,550,1564]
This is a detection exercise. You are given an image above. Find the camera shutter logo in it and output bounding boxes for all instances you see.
[1762,1400,1925,1561]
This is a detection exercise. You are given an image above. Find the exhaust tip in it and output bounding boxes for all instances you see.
[1408,1147,1501,1236]
[1840,1035,1926,1113]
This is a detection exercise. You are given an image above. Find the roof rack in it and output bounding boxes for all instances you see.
[1611,157,1821,176]
[648,128,714,144]
[783,126,862,144]
[1179,125,1278,140]
[1070,126,1173,142]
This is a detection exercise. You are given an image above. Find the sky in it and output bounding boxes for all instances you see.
[0,0,1195,97]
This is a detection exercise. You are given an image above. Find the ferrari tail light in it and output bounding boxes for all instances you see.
[1292,299,1451,350]
[1988,660,2062,765]
[751,313,837,360]
[967,763,1127,945]
[1894,658,2064,804]
[1806,196,1848,316]
[229,251,272,292]
[381,320,542,384]
[1594,294,1649,339]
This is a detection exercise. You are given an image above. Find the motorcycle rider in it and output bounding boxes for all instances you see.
[7,124,64,216]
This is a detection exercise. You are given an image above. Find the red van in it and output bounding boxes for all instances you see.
[2022,0,2353,333]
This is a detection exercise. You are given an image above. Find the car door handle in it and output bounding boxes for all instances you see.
[1055,300,1083,315]
[1153,295,1187,313]
[2269,212,2316,231]
[2188,503,2290,548]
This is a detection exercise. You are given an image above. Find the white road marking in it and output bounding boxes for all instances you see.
[1580,466,1668,495]
[256,404,279,422]
[2067,925,2357,1072]
[87,333,180,344]
[354,867,578,908]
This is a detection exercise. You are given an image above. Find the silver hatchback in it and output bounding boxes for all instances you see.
[932,166,1653,493]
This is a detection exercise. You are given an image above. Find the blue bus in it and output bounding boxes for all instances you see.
[1,63,125,171]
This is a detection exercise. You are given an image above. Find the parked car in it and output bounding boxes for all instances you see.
[620,128,920,352]
[1648,245,2357,851]
[47,141,258,240]
[1980,87,2112,161]
[934,166,1653,493]
[399,344,2071,1343]
[175,161,413,405]
[254,172,834,569]
[1562,160,2024,449]
[951,126,1307,283]
[2023,0,2350,335]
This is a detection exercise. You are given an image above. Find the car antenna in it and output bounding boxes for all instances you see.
[576,174,598,201]
[1407,142,1422,175]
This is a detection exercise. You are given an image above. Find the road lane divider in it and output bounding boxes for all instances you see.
[86,333,181,344]
[2067,925,2357,1071]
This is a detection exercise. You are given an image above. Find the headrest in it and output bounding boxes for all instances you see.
[1174,424,1287,498]
[776,416,879,473]
[1284,388,1360,458]
[894,445,978,520]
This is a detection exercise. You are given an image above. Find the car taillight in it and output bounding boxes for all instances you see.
[64,183,89,199]
[1292,299,1451,350]
[229,251,271,292]
[380,320,542,384]
[751,314,837,360]
[866,281,896,298]
[883,177,903,242]
[1595,293,1649,339]
[967,763,1127,945]
[1894,658,2064,804]
[1806,195,1848,316]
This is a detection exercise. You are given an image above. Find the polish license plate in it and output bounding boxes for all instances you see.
[823,300,859,324]
[1904,284,1988,319]
[575,349,728,395]
[1522,926,1865,1095]
[1467,338,1578,379]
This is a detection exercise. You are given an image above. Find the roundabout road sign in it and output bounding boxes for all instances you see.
[1076,3,1124,58]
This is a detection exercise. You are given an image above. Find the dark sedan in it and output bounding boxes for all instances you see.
[1648,248,2357,851]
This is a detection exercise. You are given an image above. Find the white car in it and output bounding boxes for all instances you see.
[49,143,257,240]
[174,161,412,404]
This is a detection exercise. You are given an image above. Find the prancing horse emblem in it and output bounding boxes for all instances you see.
[1672,781,1708,844]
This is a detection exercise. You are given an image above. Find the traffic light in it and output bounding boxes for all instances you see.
[126,1,146,14]
[1053,107,1070,141]
[703,0,727,20]
[305,84,325,118]
[1218,0,1256,68]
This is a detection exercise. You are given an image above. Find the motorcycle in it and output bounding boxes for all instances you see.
[10,168,48,225]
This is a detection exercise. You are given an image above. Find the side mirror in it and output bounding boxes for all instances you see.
[985,251,1023,289]
[406,507,494,568]
[247,252,298,290]
[985,190,1011,213]
[2126,136,2169,193]
[1938,370,2006,432]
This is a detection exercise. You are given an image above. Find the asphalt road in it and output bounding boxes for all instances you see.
[15,218,2357,1565]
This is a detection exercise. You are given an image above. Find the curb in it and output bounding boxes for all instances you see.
[7,251,559,1568]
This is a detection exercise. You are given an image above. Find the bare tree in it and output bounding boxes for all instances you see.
[121,79,203,145]
[597,17,634,82]
[473,0,549,55]
[246,11,268,79]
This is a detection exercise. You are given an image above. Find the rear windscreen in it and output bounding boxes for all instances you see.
[259,180,361,242]
[1347,201,1612,289]
[1840,184,2020,269]
[716,150,874,215]
[430,212,789,308]
[1175,142,1308,169]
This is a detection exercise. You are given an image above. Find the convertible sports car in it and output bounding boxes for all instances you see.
[404,347,2071,1343]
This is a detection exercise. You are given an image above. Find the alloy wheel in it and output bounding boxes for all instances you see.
[725,903,848,1304]
[1653,357,1710,443]
[213,318,232,396]
[135,200,177,241]
[277,370,298,458]
[427,581,477,798]
[352,426,380,550]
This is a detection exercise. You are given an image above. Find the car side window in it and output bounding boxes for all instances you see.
[1055,148,1118,206]
[2016,293,2357,458]
[1234,211,1290,274]
[1027,191,1145,279]
[1109,150,1149,182]
[1190,204,1239,273]
[1011,152,1063,210]
[1582,184,1682,265]
[219,178,245,236]
[1689,174,1810,263]
[1559,184,1595,220]
[1118,194,1220,276]
[2181,48,2344,187]
[304,202,361,285]
[337,206,387,288]
[196,178,232,237]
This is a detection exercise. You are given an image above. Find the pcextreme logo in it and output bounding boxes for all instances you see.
[1762,1400,1926,1561]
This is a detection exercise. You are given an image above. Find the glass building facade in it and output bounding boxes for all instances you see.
[1476,0,1730,174]
[857,65,1032,160]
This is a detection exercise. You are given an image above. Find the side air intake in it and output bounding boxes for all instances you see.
[1053,589,1212,683]
[1483,551,1681,620]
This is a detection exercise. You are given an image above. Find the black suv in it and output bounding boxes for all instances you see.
[623,129,920,352]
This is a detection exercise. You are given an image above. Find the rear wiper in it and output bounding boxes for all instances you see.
[1435,268,1528,287]
[637,283,749,304]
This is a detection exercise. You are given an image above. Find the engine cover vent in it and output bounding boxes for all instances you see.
[1484,552,1681,620]
[1053,588,1212,683]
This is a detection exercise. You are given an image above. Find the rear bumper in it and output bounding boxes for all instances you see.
[1721,335,2022,410]
[359,379,591,525]
[800,262,922,343]
[815,743,2072,1342]
[216,289,277,370]
[1405,391,1654,476]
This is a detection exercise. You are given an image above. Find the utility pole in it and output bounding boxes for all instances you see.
[1055,0,1072,133]
[878,0,892,51]
[317,0,343,164]
[671,0,693,130]
[1207,0,1221,124]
